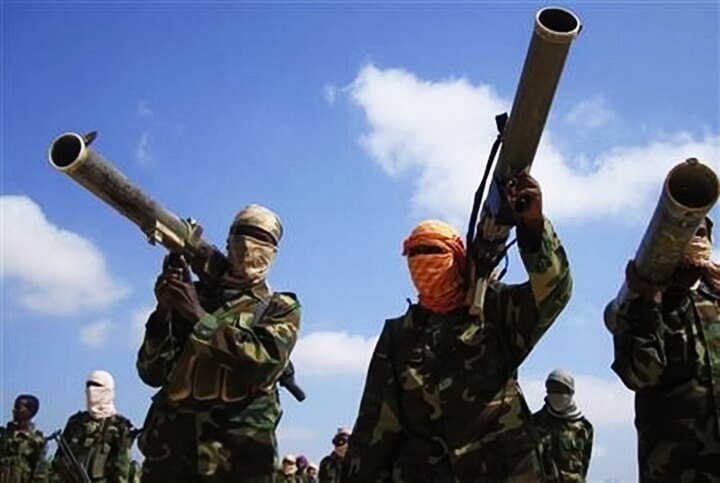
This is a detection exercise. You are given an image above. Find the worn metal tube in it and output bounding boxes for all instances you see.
[605,158,719,329]
[495,6,582,177]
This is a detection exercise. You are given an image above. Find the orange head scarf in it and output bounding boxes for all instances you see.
[402,220,467,313]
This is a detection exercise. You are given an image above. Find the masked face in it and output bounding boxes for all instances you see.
[547,393,573,412]
[403,220,467,313]
[85,371,117,420]
[226,235,277,286]
[333,437,348,458]
[407,248,466,309]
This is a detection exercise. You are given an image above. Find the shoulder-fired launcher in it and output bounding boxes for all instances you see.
[469,7,581,313]
[49,131,228,282]
[605,158,719,331]
[48,131,306,402]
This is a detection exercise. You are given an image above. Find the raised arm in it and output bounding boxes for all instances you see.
[492,218,572,366]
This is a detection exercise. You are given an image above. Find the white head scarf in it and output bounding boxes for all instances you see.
[85,370,117,420]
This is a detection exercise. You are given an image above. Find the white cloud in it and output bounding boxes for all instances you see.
[0,196,129,315]
[136,131,152,164]
[324,85,337,105]
[564,96,616,130]
[348,64,720,226]
[292,331,378,376]
[79,319,116,348]
[129,305,154,348]
[523,374,634,426]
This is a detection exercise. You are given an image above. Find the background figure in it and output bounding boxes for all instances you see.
[276,454,303,483]
[305,463,318,483]
[294,455,308,482]
[0,394,48,483]
[609,217,720,481]
[136,204,301,483]
[343,174,572,481]
[318,428,349,483]
[51,371,133,483]
[533,369,593,482]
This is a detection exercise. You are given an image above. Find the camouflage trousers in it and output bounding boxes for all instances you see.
[138,401,278,483]
[389,449,543,483]
[638,416,720,482]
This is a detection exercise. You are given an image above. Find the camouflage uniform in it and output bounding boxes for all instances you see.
[136,282,301,482]
[318,452,343,483]
[532,406,593,482]
[51,411,132,483]
[0,422,48,483]
[127,461,142,483]
[609,282,720,481]
[275,471,304,483]
[344,219,572,482]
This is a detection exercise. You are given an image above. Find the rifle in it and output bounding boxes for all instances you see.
[466,7,581,316]
[48,131,306,402]
[604,158,719,330]
[46,429,92,483]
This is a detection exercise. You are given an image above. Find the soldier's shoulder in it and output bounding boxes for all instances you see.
[580,416,594,431]
[66,410,89,425]
[267,292,301,318]
[385,303,416,329]
[531,407,551,422]
[110,414,133,430]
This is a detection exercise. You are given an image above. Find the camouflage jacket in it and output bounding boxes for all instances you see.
[609,283,720,479]
[275,471,305,483]
[0,422,48,483]
[318,452,343,483]
[137,281,300,409]
[136,282,300,475]
[344,219,572,481]
[51,411,132,483]
[533,406,593,482]
[610,283,720,426]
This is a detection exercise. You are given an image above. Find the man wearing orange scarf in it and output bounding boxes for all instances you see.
[610,217,720,481]
[344,173,572,482]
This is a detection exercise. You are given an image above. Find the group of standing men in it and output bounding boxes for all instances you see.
[0,371,140,483]
[3,166,720,482]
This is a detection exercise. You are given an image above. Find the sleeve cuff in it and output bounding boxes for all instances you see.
[519,219,554,272]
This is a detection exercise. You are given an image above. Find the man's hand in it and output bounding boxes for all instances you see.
[154,254,207,325]
[625,260,664,304]
[506,172,543,243]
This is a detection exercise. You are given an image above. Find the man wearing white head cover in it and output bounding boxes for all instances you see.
[532,369,593,482]
[86,370,117,420]
[52,370,134,483]
[137,204,301,482]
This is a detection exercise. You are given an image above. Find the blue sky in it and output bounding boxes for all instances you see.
[1,2,719,481]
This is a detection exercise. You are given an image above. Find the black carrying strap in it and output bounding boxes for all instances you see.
[466,113,507,264]
[253,298,306,402]
[466,113,519,284]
